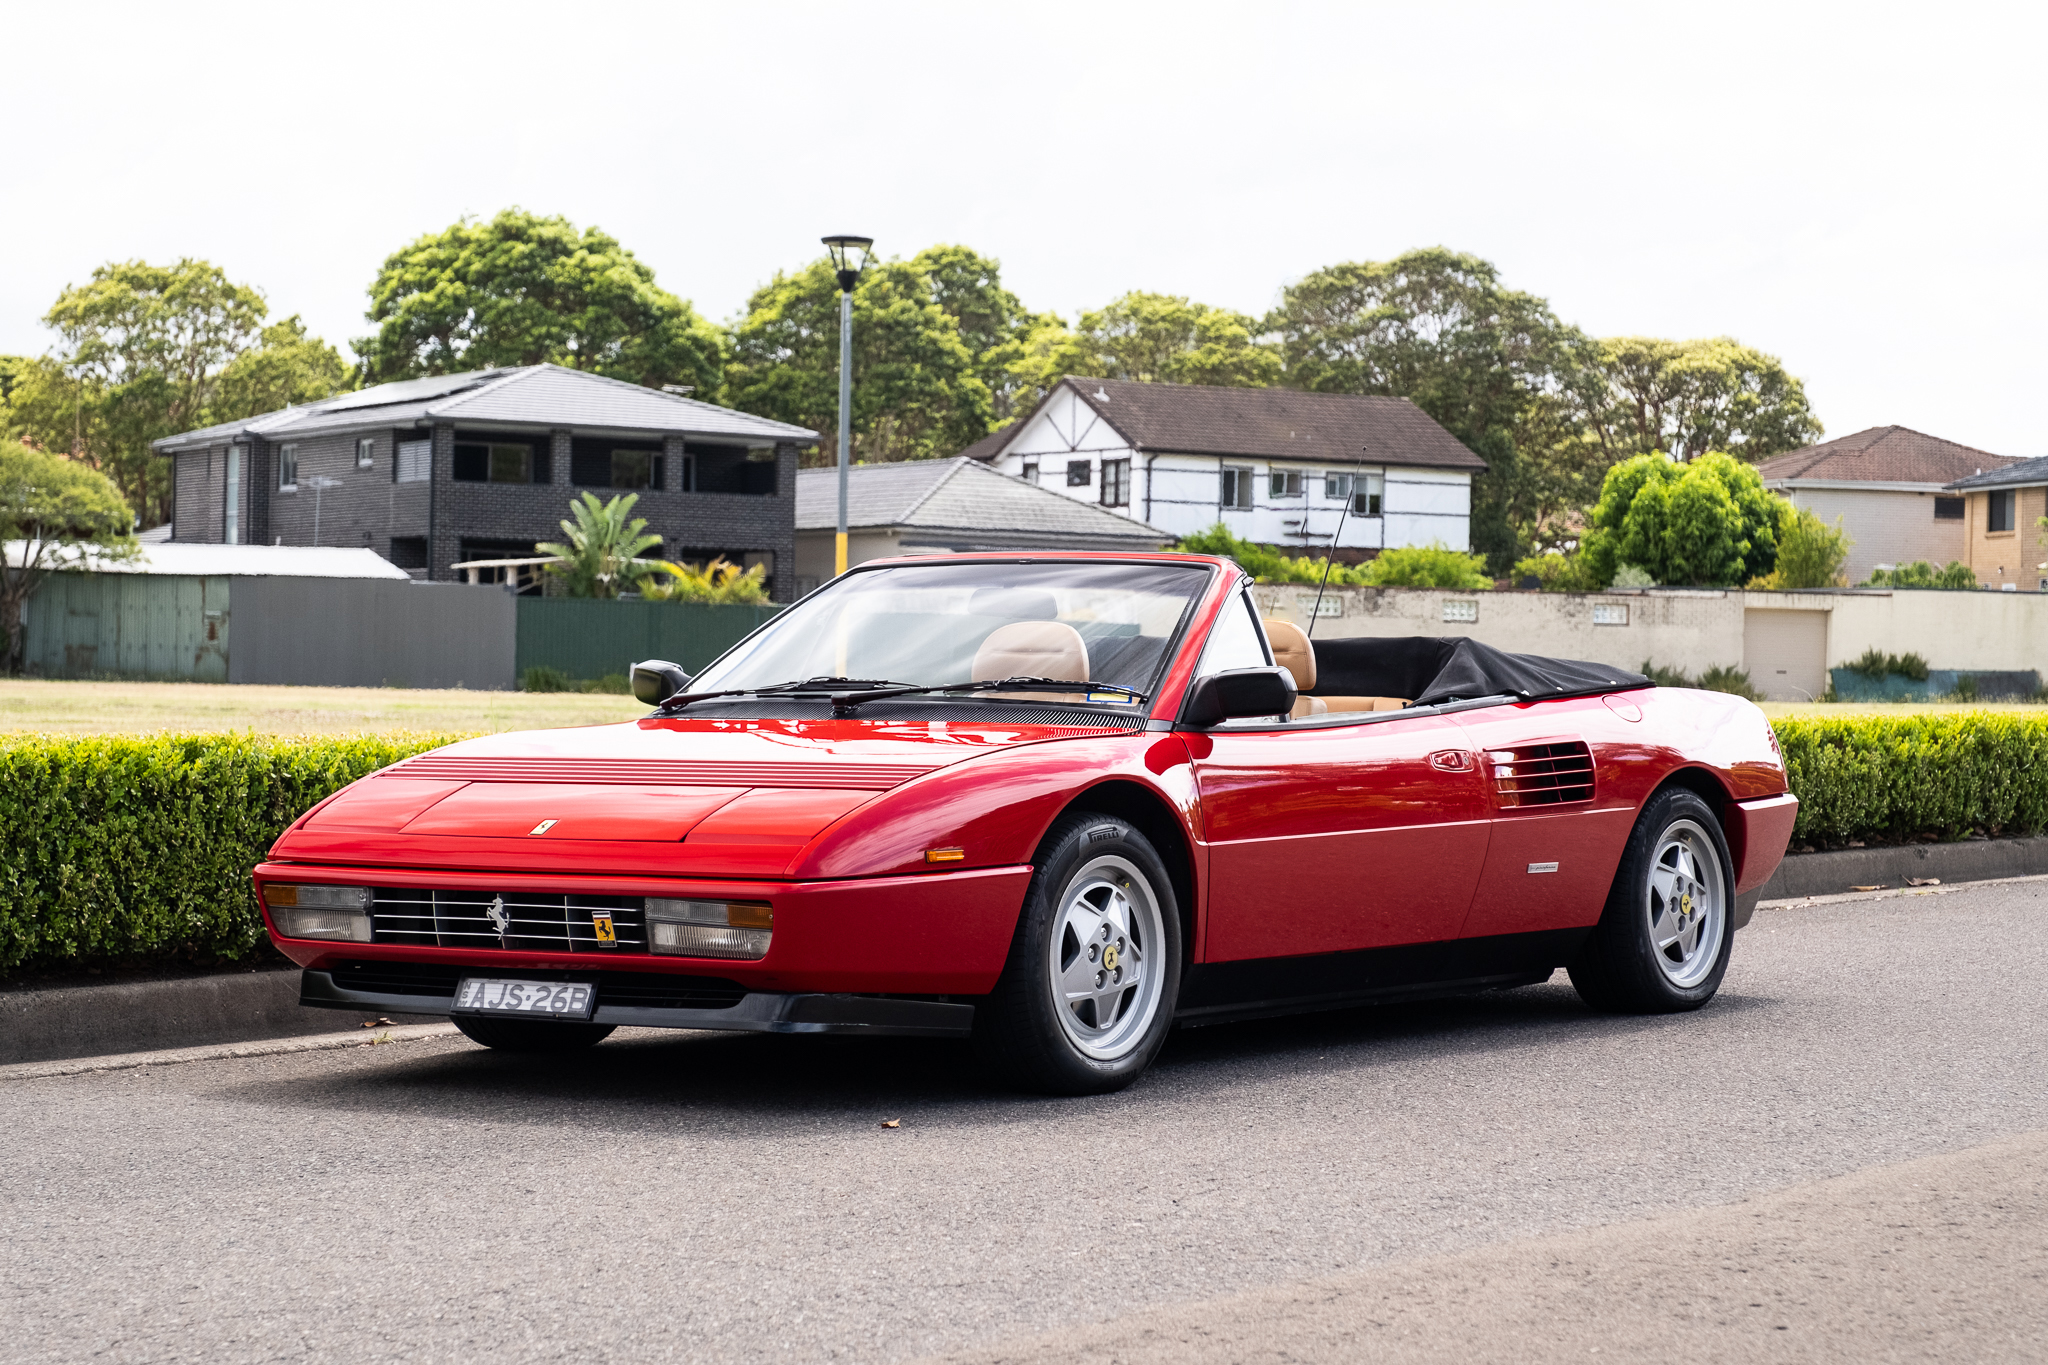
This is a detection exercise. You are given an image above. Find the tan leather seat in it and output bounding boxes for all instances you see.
[972,621,1091,700]
[1262,619,1327,718]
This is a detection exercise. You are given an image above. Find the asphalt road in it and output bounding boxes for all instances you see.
[5,881,2047,1364]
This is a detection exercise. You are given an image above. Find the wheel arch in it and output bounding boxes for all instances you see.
[1050,779,1198,962]
[1646,764,1745,873]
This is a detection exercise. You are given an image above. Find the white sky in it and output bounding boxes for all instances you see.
[5,0,2043,453]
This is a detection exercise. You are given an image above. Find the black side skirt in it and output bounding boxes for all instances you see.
[1174,927,1592,1027]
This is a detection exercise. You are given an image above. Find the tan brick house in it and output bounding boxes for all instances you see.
[1947,456,2048,592]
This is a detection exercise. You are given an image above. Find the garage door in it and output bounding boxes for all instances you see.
[1743,609,1828,701]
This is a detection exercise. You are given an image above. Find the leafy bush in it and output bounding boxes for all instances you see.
[0,732,461,975]
[1844,648,1930,682]
[1512,551,1599,593]
[1175,523,1373,586]
[641,557,772,605]
[1360,543,1493,589]
[1774,713,2048,846]
[1863,560,1979,589]
[520,667,630,695]
[1580,451,1783,588]
[1638,660,1762,701]
[1749,505,1849,589]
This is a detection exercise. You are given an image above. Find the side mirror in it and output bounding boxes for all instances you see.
[1181,666,1297,727]
[631,659,692,706]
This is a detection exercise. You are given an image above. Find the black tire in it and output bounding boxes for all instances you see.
[452,1015,617,1052]
[974,813,1183,1095]
[1570,787,1735,1014]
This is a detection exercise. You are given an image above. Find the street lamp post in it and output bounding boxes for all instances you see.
[821,234,873,576]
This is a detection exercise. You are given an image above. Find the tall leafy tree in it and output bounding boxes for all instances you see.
[1025,291,1280,393]
[1266,248,1606,571]
[908,244,1065,427]
[210,317,351,423]
[0,439,135,672]
[725,253,993,465]
[1588,336,1821,462]
[360,209,725,393]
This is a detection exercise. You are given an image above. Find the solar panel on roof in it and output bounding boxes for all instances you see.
[312,369,512,413]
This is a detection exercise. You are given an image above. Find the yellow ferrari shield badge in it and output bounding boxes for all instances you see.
[591,912,616,944]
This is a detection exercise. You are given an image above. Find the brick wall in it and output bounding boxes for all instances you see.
[1964,485,2048,591]
[1783,487,1969,585]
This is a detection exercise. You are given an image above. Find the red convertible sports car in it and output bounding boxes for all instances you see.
[256,552,1797,1094]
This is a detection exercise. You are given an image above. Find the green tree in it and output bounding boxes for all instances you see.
[1588,336,1822,462]
[1862,560,1978,589]
[360,209,725,394]
[0,355,31,407]
[725,253,993,465]
[1266,248,1608,573]
[535,491,662,598]
[0,439,135,671]
[1750,505,1850,589]
[1360,543,1494,589]
[1025,291,1280,393]
[209,317,351,423]
[1581,451,1783,587]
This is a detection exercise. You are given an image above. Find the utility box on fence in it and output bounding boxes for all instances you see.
[514,598,783,682]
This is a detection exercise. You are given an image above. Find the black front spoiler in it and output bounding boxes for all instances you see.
[299,970,975,1039]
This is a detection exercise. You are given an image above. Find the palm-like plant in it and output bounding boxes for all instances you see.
[535,492,662,598]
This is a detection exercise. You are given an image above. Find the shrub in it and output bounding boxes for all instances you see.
[1639,660,1763,701]
[1580,451,1783,588]
[1512,551,1598,593]
[1748,505,1850,589]
[641,557,772,605]
[1361,543,1493,590]
[1773,713,2048,846]
[1844,648,1930,682]
[1175,523,1372,586]
[1863,560,1979,589]
[0,732,462,975]
[520,666,630,695]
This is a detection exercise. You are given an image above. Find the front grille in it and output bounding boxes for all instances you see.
[372,888,647,952]
[325,960,748,1010]
[1491,741,1595,807]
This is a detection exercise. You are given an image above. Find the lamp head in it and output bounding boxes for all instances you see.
[821,234,874,293]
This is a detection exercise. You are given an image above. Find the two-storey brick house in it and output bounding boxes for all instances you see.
[152,365,816,599]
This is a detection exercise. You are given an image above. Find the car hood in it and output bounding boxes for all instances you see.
[275,715,1129,877]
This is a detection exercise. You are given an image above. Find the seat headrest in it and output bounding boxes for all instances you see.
[971,621,1091,683]
[1263,618,1317,691]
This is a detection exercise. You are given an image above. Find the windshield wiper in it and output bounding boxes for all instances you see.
[826,677,1150,715]
[655,677,907,713]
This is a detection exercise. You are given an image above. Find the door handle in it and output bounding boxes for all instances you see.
[1428,749,1475,773]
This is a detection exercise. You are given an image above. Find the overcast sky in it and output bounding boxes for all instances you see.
[6,0,2043,453]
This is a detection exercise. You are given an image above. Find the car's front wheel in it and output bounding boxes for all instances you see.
[452,1015,617,1052]
[975,813,1182,1095]
[1569,787,1734,1013]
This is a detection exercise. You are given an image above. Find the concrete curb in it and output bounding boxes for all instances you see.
[0,1023,460,1083]
[0,968,439,1067]
[1757,835,2048,900]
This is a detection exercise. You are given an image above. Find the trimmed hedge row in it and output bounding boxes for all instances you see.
[0,733,460,975]
[1773,713,2048,847]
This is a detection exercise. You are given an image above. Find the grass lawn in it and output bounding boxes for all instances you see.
[1761,700,2048,719]
[0,679,647,737]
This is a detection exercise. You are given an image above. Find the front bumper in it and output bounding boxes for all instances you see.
[302,967,975,1038]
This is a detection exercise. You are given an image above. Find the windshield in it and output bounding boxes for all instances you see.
[692,560,1212,703]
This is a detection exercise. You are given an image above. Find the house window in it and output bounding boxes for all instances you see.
[1989,489,2016,533]
[1325,471,1384,514]
[455,441,535,484]
[1020,461,1039,484]
[1934,496,1964,521]
[355,437,375,469]
[278,443,299,490]
[224,446,242,544]
[1101,458,1130,508]
[1221,466,1254,510]
[1066,459,1092,487]
[395,440,431,483]
[683,442,775,494]
[1269,469,1304,498]
[608,449,664,490]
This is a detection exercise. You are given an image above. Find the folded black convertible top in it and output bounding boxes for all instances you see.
[1307,636,1650,709]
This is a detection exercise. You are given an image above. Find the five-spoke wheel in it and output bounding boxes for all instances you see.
[1569,787,1735,1013]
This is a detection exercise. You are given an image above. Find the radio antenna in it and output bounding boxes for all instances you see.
[1306,443,1369,639]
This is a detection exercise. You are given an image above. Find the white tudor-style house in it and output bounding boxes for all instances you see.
[958,377,1488,553]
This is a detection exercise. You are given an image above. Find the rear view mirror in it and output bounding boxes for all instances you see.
[631,659,692,706]
[1181,666,1297,727]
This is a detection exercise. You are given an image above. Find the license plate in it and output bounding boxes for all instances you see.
[453,978,596,1019]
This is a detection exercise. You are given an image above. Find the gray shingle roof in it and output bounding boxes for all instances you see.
[796,457,1172,545]
[1949,453,2048,491]
[153,364,816,453]
[965,377,1486,470]
[1755,425,2019,486]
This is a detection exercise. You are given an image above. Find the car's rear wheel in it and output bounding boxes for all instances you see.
[1569,787,1733,1013]
[975,813,1182,1095]
[452,1015,617,1052]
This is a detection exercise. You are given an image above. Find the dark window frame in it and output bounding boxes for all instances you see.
[1101,457,1130,508]
[1066,459,1092,488]
[1989,488,2016,533]
[1933,496,1964,521]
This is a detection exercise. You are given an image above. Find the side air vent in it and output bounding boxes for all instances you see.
[1489,741,1594,808]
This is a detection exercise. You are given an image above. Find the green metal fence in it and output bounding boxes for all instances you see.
[21,572,232,682]
[514,598,783,681]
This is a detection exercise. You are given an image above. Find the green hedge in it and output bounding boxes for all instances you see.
[1773,713,2048,847]
[0,733,460,975]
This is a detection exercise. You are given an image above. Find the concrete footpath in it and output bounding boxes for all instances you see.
[6,833,2045,1068]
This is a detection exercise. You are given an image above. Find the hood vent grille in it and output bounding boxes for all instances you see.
[384,757,937,790]
[1490,741,1594,808]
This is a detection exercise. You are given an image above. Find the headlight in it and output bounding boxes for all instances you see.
[264,884,374,942]
[645,899,772,960]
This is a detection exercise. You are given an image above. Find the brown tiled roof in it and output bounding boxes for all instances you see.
[963,377,1486,471]
[1753,426,2018,486]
